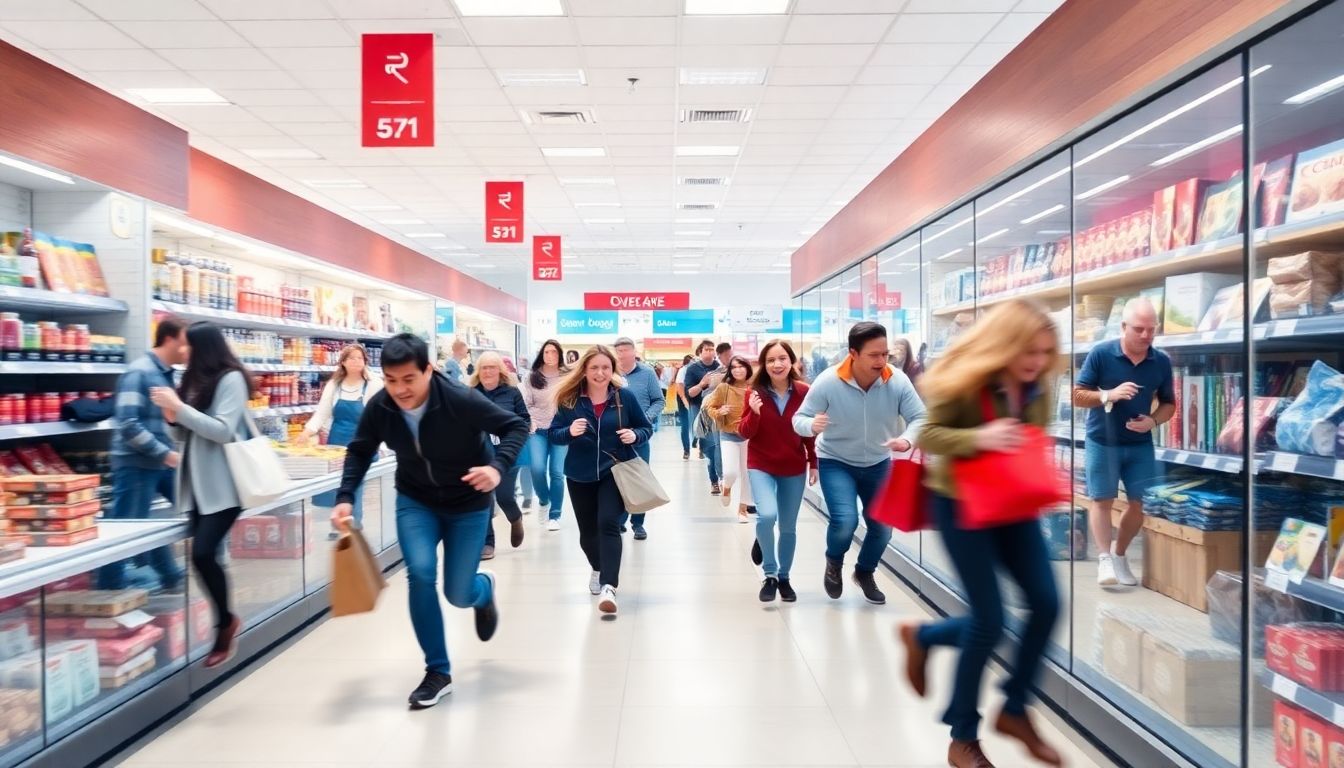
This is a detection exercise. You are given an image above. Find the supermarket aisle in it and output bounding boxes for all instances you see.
[115,431,1111,768]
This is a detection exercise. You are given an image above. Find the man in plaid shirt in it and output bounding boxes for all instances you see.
[98,316,189,590]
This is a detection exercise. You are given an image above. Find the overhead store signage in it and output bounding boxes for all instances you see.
[766,308,823,335]
[584,292,690,311]
[361,33,434,147]
[851,283,902,310]
[726,305,783,332]
[485,181,524,243]
[556,309,618,335]
[653,309,714,335]
[643,337,692,352]
[434,303,455,335]
[532,235,562,281]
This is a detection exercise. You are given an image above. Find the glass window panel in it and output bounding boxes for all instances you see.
[876,234,922,562]
[0,586,44,765]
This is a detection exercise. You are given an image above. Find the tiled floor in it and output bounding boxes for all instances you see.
[115,432,1114,768]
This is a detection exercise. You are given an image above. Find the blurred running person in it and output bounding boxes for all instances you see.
[683,340,725,494]
[613,337,664,541]
[523,339,570,532]
[471,351,530,559]
[705,355,756,523]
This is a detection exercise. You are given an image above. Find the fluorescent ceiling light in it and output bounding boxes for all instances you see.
[305,179,367,189]
[673,270,700,275]
[1076,65,1269,168]
[675,230,712,236]
[922,215,973,246]
[1076,175,1131,200]
[771,262,790,267]
[0,154,75,185]
[454,0,563,16]
[976,228,1010,245]
[574,202,621,207]
[431,244,466,250]
[498,69,587,87]
[406,232,448,238]
[541,147,607,158]
[679,68,767,86]
[675,242,707,248]
[1150,125,1243,167]
[126,87,228,105]
[351,204,402,212]
[1037,229,1070,235]
[241,148,320,160]
[685,0,788,14]
[672,253,700,259]
[1284,72,1344,105]
[676,145,740,157]
[560,177,616,186]
[936,248,964,261]
[584,218,625,224]
[1020,204,1065,225]
[151,211,214,238]
[676,217,715,224]
[977,168,1069,219]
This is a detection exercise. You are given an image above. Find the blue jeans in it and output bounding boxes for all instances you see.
[676,398,691,452]
[689,404,721,483]
[818,457,892,573]
[98,465,184,590]
[1084,440,1162,500]
[527,431,568,519]
[396,496,494,675]
[517,439,534,501]
[749,470,805,579]
[916,494,1061,741]
[629,442,652,528]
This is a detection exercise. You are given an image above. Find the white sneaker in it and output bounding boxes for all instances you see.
[588,571,601,595]
[1097,554,1118,587]
[598,585,618,615]
[547,519,560,532]
[1112,554,1138,587]
[539,504,550,518]
[737,511,749,524]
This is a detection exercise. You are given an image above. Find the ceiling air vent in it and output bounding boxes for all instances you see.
[678,203,719,211]
[680,177,729,186]
[522,109,596,125]
[680,108,753,124]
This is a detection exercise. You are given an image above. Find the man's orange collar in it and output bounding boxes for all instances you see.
[837,355,892,384]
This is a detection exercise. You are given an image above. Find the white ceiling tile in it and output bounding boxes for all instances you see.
[0,20,139,48]
[158,47,277,70]
[768,66,862,86]
[680,16,788,46]
[675,44,776,68]
[0,0,93,20]
[448,121,528,135]
[831,100,919,120]
[478,46,582,69]
[340,18,465,41]
[869,42,973,66]
[90,70,205,88]
[114,20,251,48]
[434,47,488,68]
[941,64,993,86]
[904,0,1016,10]
[191,122,288,137]
[759,85,847,105]
[785,14,896,45]
[327,0,455,18]
[585,67,676,88]
[886,13,1002,43]
[50,47,175,70]
[582,45,677,68]
[80,0,219,18]
[752,118,827,132]
[568,0,679,15]
[219,89,327,107]
[263,46,359,71]
[773,44,874,67]
[230,20,356,48]
[844,84,932,103]
[437,68,498,89]
[1014,0,1065,11]
[439,87,512,106]
[676,84,764,104]
[155,104,269,123]
[198,0,333,19]
[960,41,1017,66]
[461,18,578,47]
[793,0,912,11]
[984,12,1051,44]
[247,104,346,123]
[754,102,840,121]
[857,64,952,85]
[576,16,676,46]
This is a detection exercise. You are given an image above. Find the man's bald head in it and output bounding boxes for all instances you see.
[1120,297,1158,354]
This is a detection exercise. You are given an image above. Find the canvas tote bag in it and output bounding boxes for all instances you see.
[606,392,671,513]
[224,411,293,507]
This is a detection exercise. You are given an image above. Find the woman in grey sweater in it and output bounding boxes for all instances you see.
[150,322,253,669]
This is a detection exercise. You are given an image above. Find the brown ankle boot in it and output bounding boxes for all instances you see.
[947,740,996,768]
[896,624,928,697]
[994,711,1063,766]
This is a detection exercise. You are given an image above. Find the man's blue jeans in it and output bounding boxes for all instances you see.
[749,470,805,579]
[97,465,184,589]
[676,398,691,453]
[817,457,892,573]
[527,431,568,519]
[688,404,721,484]
[396,496,493,675]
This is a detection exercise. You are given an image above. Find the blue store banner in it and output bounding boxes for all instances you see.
[652,309,715,335]
[766,308,822,335]
[557,309,619,335]
[435,304,455,335]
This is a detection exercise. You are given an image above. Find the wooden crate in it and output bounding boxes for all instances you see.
[1135,515,1276,612]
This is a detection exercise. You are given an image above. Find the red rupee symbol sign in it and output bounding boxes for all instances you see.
[533,236,563,281]
[485,181,525,243]
[361,33,434,147]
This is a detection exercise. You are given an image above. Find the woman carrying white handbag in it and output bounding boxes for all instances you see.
[150,322,256,670]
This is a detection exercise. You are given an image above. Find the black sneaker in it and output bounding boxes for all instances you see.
[711,483,722,496]
[747,506,757,515]
[778,578,797,602]
[759,577,779,602]
[408,671,453,709]
[683,451,690,460]
[852,569,886,605]
[824,559,843,600]
[751,539,763,566]
[521,498,532,509]
[475,571,499,641]
[633,524,648,540]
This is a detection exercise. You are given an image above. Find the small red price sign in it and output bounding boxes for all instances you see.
[533,235,562,281]
[485,181,525,243]
[361,33,434,147]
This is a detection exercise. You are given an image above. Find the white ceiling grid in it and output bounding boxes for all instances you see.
[0,0,1061,283]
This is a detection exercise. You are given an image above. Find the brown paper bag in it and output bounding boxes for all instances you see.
[330,529,386,617]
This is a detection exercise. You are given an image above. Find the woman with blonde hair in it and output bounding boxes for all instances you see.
[470,351,530,559]
[897,299,1064,768]
[705,355,757,523]
[300,343,383,533]
[548,345,652,616]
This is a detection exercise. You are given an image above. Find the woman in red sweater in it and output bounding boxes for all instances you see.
[738,339,819,602]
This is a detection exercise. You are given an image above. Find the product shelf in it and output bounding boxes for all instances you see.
[0,419,114,442]
[0,361,126,375]
[1154,447,1245,474]
[152,301,387,341]
[1265,571,1344,614]
[0,286,129,315]
[250,404,319,418]
[247,363,337,373]
[1258,450,1344,481]
[1260,670,1344,728]
[1064,315,1344,356]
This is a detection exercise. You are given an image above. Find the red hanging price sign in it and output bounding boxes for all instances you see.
[361,33,434,148]
[533,235,562,281]
[485,181,524,243]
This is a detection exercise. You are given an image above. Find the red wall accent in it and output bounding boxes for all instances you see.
[0,40,189,208]
[791,0,1295,293]
[187,150,526,324]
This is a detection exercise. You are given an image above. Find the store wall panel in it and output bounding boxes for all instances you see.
[186,150,526,324]
[0,41,189,210]
[791,0,1296,294]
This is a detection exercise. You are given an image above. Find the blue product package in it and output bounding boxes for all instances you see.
[1276,360,1344,457]
[1039,507,1088,561]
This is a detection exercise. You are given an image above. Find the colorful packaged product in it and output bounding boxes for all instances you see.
[96,624,165,666]
[1152,185,1177,253]
[99,648,156,689]
[1197,173,1245,242]
[1267,519,1329,583]
[1276,698,1301,768]
[1259,155,1296,228]
[44,610,156,640]
[1288,137,1344,223]
[1164,272,1240,334]
[1172,179,1211,248]
[1300,711,1330,768]
[49,639,100,708]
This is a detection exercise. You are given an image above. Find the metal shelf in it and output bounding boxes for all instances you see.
[1266,571,1344,614]
[153,301,390,341]
[1065,315,1344,356]
[1260,670,1344,728]
[0,419,114,442]
[0,286,128,314]
[248,363,337,373]
[1154,447,1244,474]
[0,361,126,375]
[1259,450,1344,481]
[251,404,319,418]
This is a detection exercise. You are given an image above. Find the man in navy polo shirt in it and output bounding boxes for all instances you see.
[1073,298,1175,588]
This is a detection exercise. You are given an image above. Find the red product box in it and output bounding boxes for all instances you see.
[229,516,274,556]
[1152,185,1176,253]
[189,597,211,646]
[44,609,156,639]
[5,498,101,520]
[1290,625,1344,691]
[1268,625,1295,677]
[1172,178,1211,249]
[1300,711,1330,768]
[1328,721,1344,768]
[1277,699,1301,768]
[97,623,164,666]
[1103,219,1121,265]
[156,612,186,662]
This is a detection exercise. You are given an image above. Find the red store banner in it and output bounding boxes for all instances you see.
[585,292,690,311]
[532,235,562,281]
[485,181,524,243]
[361,33,434,147]
[643,337,693,352]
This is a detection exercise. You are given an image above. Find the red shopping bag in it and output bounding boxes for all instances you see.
[952,390,1067,529]
[869,451,929,531]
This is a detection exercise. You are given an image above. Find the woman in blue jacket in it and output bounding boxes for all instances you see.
[549,345,652,617]
[471,351,529,559]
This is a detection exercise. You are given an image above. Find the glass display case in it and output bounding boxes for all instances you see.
[793,3,1344,765]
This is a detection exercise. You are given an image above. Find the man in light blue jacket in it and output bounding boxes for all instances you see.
[793,321,926,605]
[614,337,665,541]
